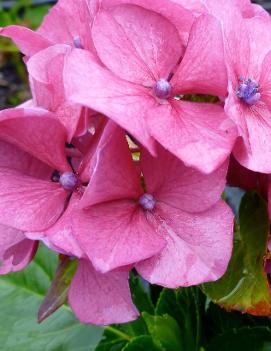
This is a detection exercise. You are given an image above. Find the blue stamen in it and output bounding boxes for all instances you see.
[237,77,261,105]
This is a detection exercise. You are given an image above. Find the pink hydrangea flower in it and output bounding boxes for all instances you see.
[0,0,100,58]
[0,0,101,141]
[71,123,234,287]
[0,107,71,231]
[64,3,237,174]
[27,45,94,142]
[1,0,259,326]
[0,113,138,325]
[199,0,271,172]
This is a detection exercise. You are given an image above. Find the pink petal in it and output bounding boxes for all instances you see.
[245,17,271,76]
[137,200,234,288]
[141,145,228,213]
[260,50,271,107]
[76,117,108,182]
[172,14,227,97]
[73,108,98,139]
[92,5,183,85]
[0,140,52,180]
[102,0,194,38]
[64,49,156,152]
[68,260,139,325]
[80,122,142,208]
[250,4,270,20]
[225,87,250,146]
[38,0,99,54]
[203,0,250,80]
[233,103,271,173]
[39,193,83,258]
[27,44,83,141]
[0,25,51,57]
[18,99,35,108]
[27,44,70,105]
[0,107,70,172]
[72,201,166,272]
[0,225,37,274]
[147,100,237,174]
[0,168,67,231]
[173,0,206,13]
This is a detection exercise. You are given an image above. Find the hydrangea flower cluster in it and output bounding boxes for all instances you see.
[0,0,270,325]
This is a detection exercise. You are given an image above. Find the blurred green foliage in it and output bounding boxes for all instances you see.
[0,0,51,107]
[0,0,51,51]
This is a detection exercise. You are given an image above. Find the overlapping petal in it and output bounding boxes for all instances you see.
[68,260,139,325]
[0,140,52,180]
[64,48,156,152]
[40,194,83,258]
[92,5,183,85]
[102,0,195,37]
[27,44,85,141]
[0,25,51,57]
[0,108,70,172]
[146,100,237,174]
[172,14,227,97]
[38,0,99,53]
[137,200,234,287]
[72,201,166,273]
[233,103,271,173]
[141,146,228,213]
[0,225,37,274]
[0,169,67,231]
[80,122,142,208]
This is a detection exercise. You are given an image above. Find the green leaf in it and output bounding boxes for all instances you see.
[122,336,164,351]
[206,327,271,351]
[156,287,205,351]
[0,11,14,26]
[130,274,154,314]
[95,328,128,351]
[181,94,219,103]
[205,302,271,338]
[156,289,180,321]
[203,191,271,316]
[0,245,103,351]
[143,312,182,351]
[24,5,51,29]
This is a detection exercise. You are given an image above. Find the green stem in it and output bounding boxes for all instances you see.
[105,326,132,341]
[192,288,201,351]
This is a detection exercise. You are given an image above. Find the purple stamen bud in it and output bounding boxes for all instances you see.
[153,79,172,99]
[59,172,79,191]
[73,36,83,49]
[237,77,261,105]
[139,193,156,211]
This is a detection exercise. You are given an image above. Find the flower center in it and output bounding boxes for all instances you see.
[139,193,156,211]
[153,79,172,99]
[237,77,261,105]
[73,36,83,49]
[59,172,79,191]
